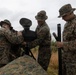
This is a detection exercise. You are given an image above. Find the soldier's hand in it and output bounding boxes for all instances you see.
[0,28,7,32]
[0,28,5,30]
[22,42,26,46]
[56,42,63,48]
[17,31,22,36]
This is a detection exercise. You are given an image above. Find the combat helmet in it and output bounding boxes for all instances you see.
[58,4,76,18]
[35,10,48,20]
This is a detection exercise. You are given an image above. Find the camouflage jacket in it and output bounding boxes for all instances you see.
[28,22,51,48]
[0,28,24,64]
[63,15,76,62]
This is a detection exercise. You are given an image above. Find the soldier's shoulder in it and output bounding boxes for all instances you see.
[43,23,50,30]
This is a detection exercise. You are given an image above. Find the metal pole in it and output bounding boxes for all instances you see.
[57,24,62,75]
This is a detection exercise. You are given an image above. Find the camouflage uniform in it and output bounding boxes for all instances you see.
[0,55,48,75]
[58,4,76,75]
[0,20,23,67]
[28,10,51,71]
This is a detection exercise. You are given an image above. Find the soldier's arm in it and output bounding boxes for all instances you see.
[63,23,76,51]
[28,27,49,48]
[63,40,76,51]
[0,28,24,44]
[5,30,24,44]
[56,40,76,51]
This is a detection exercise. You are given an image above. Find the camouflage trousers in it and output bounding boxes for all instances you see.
[38,46,51,71]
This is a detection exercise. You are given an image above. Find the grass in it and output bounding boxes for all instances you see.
[47,52,58,75]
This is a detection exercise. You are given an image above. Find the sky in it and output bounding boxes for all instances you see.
[0,0,76,40]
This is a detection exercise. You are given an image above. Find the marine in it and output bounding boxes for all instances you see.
[0,19,24,67]
[57,4,76,75]
[27,10,51,71]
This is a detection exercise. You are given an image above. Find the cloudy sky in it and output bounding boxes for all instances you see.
[0,0,76,40]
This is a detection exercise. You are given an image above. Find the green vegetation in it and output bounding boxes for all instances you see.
[51,40,57,52]
[47,51,58,75]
